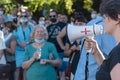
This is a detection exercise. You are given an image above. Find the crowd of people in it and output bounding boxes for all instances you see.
[0,0,120,80]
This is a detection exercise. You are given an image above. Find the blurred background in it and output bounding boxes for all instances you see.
[0,0,102,22]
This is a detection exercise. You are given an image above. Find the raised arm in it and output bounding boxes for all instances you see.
[57,27,66,50]
[85,37,105,66]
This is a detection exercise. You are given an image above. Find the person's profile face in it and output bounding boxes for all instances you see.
[103,15,115,35]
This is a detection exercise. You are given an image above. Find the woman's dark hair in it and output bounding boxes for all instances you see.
[4,21,17,32]
[74,15,87,23]
[100,0,120,21]
[73,11,84,19]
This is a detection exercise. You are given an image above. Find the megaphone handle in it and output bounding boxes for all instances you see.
[86,36,94,53]
[86,48,92,53]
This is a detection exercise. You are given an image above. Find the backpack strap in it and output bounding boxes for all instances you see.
[48,25,58,40]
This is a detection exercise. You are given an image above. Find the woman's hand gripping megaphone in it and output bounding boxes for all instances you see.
[85,37,99,55]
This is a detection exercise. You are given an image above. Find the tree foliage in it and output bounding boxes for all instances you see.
[23,0,73,15]
[84,0,93,11]
[0,0,100,20]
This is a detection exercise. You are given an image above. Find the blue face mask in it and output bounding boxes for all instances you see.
[20,18,28,23]
[34,38,45,44]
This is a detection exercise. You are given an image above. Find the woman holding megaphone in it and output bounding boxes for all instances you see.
[85,0,120,80]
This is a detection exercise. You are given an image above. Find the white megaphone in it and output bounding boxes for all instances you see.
[67,24,103,44]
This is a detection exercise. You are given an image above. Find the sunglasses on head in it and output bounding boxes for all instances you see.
[49,15,56,18]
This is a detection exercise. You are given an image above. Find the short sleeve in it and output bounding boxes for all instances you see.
[109,50,120,72]
[0,39,6,50]
[49,43,59,59]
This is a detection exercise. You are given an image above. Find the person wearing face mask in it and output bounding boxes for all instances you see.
[22,25,61,80]
[46,9,67,80]
[13,10,35,80]
[91,10,97,19]
[39,20,45,26]
[38,16,46,27]
[57,14,87,80]
[2,21,17,80]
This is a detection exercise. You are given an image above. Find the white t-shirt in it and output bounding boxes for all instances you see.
[0,38,6,64]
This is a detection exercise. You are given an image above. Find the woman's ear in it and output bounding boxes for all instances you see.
[118,15,120,24]
[115,15,120,25]
[116,17,120,25]
[118,14,120,19]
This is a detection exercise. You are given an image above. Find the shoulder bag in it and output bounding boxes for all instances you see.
[0,51,11,79]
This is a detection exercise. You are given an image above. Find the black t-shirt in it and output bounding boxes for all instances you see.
[96,43,120,80]
[47,22,66,52]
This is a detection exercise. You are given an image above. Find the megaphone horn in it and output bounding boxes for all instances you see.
[67,24,103,43]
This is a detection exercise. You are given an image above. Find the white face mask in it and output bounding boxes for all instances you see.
[0,11,3,15]
[91,13,97,19]
[20,18,28,23]
[39,21,45,26]
[28,16,32,20]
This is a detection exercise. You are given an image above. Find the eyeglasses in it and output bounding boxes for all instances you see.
[20,15,28,18]
[49,15,56,18]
